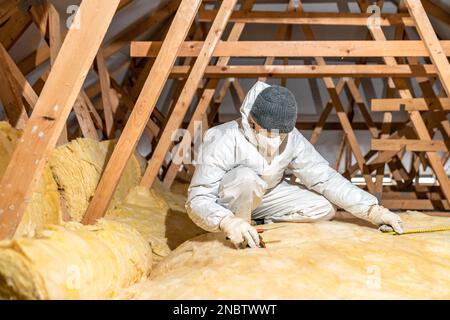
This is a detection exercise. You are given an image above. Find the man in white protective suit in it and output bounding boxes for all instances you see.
[186,81,404,248]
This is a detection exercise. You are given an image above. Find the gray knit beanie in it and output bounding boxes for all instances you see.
[249,85,298,133]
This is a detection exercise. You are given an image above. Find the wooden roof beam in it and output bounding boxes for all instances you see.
[163,64,439,78]
[131,40,450,58]
[198,10,415,26]
[372,98,450,111]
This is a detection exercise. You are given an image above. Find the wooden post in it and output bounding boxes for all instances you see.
[0,0,121,240]
[81,0,203,225]
[73,95,99,141]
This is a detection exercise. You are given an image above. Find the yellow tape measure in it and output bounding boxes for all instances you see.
[383,227,450,235]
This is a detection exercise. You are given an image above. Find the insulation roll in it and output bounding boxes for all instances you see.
[120,212,450,299]
[0,219,152,299]
[0,122,202,299]
[107,186,205,263]
[0,184,203,299]
[0,122,61,238]
[49,138,144,222]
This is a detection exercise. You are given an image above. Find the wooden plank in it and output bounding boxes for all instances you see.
[30,2,49,36]
[96,51,115,138]
[30,1,69,144]
[140,0,238,188]
[230,79,246,106]
[81,0,202,225]
[198,10,415,26]
[47,2,68,145]
[48,4,61,65]
[0,0,121,240]
[405,0,450,97]
[0,48,28,129]
[346,79,379,137]
[73,95,99,140]
[372,98,450,111]
[0,43,38,109]
[80,91,103,131]
[166,64,439,78]
[131,40,450,58]
[51,2,107,157]
[371,139,447,152]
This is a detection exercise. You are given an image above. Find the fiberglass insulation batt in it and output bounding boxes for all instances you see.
[49,137,144,222]
[0,122,203,299]
[0,184,204,300]
[120,212,450,299]
[0,219,152,299]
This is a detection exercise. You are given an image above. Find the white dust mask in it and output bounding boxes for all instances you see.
[255,132,282,157]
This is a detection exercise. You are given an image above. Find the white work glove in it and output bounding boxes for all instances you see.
[219,215,260,249]
[368,205,404,234]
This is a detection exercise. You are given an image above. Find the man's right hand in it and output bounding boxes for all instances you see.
[219,215,260,248]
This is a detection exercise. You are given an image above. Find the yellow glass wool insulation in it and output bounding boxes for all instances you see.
[107,186,205,263]
[0,122,61,237]
[0,219,152,300]
[119,211,450,300]
[49,138,144,221]
[0,184,203,300]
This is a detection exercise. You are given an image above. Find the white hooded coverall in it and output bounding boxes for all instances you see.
[186,81,378,232]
